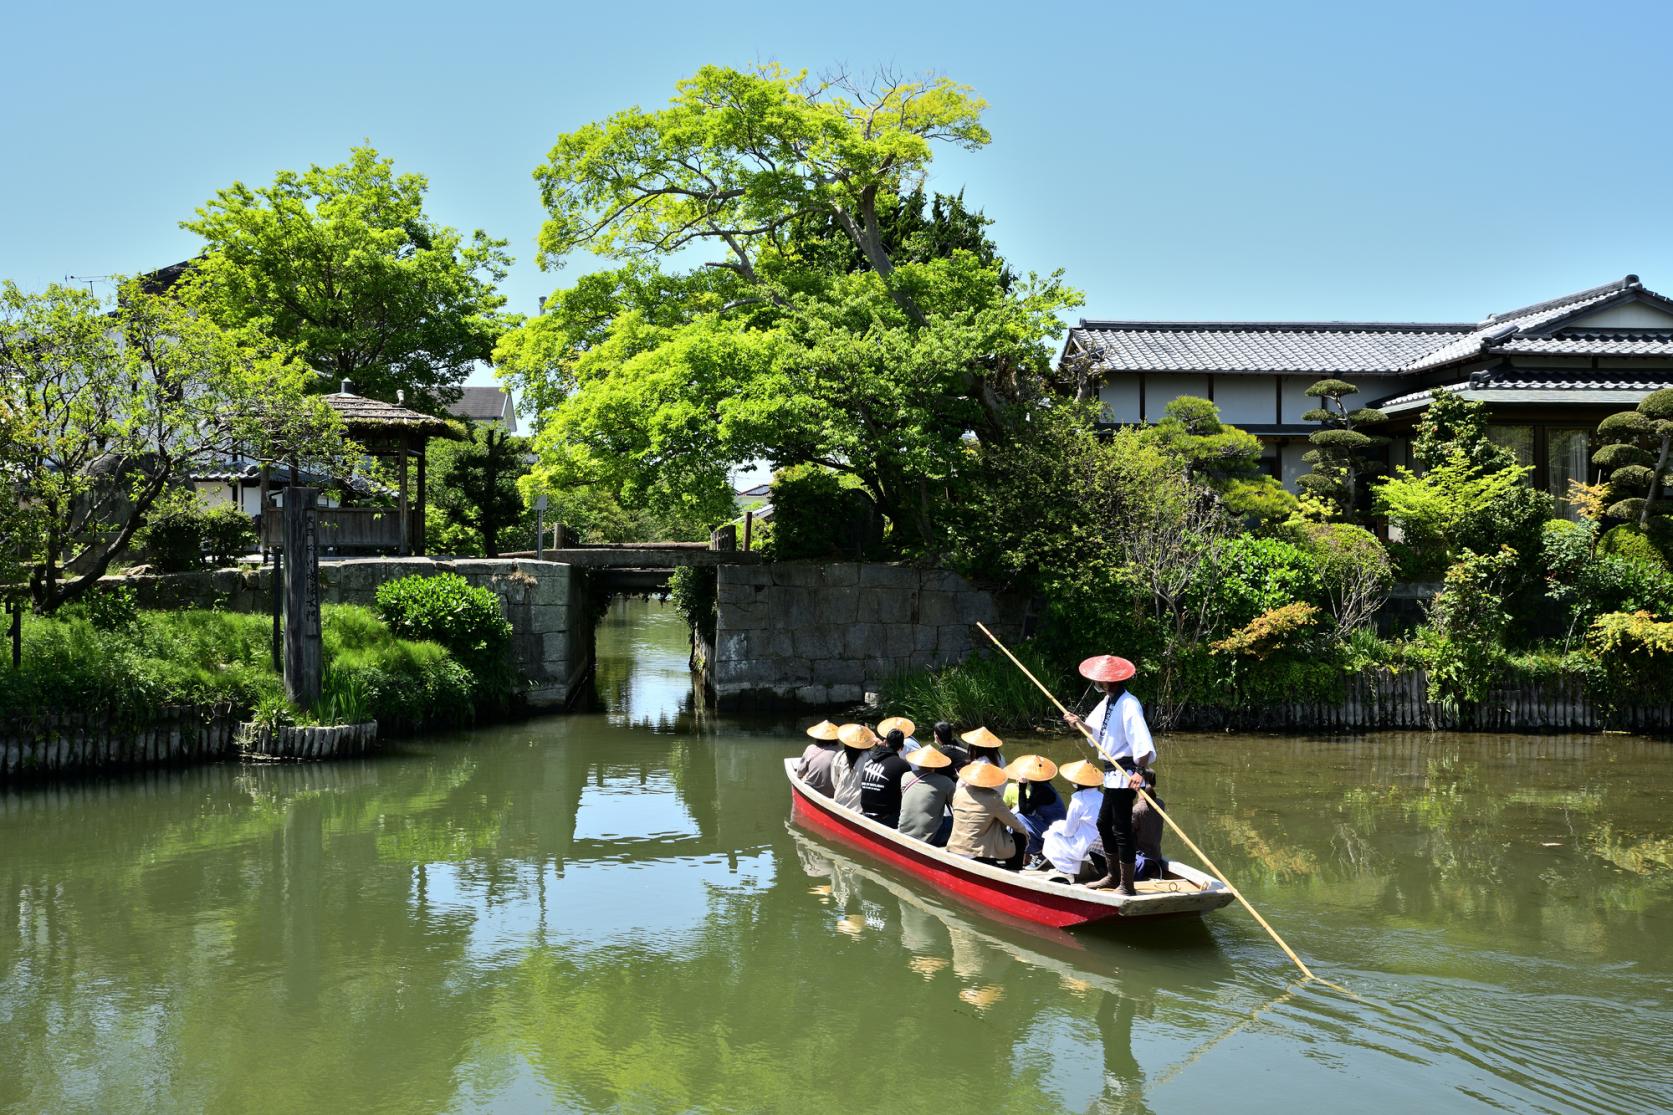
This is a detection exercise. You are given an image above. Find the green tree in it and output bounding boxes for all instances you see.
[1143,395,1295,523]
[1593,387,1673,530]
[500,65,1078,551]
[431,425,529,558]
[181,144,514,414]
[0,280,347,610]
[1296,378,1386,517]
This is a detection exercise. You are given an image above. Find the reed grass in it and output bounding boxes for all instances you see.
[880,642,1078,733]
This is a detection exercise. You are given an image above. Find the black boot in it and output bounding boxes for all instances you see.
[1118,860,1138,897]
[1086,873,1120,890]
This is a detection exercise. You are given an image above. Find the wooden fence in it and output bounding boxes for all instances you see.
[1169,667,1672,735]
[0,706,243,781]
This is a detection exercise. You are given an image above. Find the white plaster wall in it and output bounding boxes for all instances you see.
[1279,442,1310,490]
[1568,301,1673,328]
[1281,374,1398,420]
[1143,373,1211,420]
[193,482,236,509]
[1280,376,1318,423]
[1098,377,1142,424]
[1215,375,1278,425]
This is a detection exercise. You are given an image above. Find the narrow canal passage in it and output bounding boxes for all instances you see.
[2,599,1670,1113]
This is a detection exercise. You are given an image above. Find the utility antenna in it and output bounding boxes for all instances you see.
[64,274,114,293]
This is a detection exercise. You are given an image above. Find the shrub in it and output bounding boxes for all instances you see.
[372,573,514,700]
[1588,610,1673,703]
[1414,546,1517,709]
[202,504,258,566]
[881,641,1065,733]
[138,495,211,573]
[1298,522,1392,634]
[1190,536,1322,633]
[764,464,879,561]
[1597,523,1669,570]
[668,566,716,645]
[1211,602,1320,659]
[322,604,477,731]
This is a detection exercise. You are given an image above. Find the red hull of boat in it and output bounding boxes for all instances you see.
[790,783,1124,929]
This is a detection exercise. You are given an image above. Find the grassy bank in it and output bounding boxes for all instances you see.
[0,601,489,734]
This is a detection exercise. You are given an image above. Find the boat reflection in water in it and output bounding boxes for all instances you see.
[788,822,1246,1110]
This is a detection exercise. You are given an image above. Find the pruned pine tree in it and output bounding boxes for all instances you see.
[1593,387,1673,529]
[1297,379,1386,518]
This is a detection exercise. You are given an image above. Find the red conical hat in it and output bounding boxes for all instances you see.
[1079,655,1136,683]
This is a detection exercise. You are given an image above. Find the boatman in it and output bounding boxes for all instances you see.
[1061,655,1154,896]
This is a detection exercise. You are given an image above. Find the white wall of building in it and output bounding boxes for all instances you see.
[1142,373,1211,420]
[1098,378,1142,424]
[1214,375,1278,425]
[1570,301,1673,328]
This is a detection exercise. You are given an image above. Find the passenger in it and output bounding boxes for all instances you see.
[1131,769,1169,881]
[897,744,956,846]
[878,716,918,752]
[959,725,1006,768]
[1042,759,1107,881]
[947,756,1029,871]
[1005,754,1067,866]
[933,721,970,772]
[1061,655,1156,896]
[859,729,912,828]
[831,723,877,811]
[795,720,842,797]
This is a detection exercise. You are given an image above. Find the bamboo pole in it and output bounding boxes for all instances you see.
[975,622,1322,983]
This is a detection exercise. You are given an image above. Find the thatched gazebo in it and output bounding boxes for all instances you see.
[259,383,458,556]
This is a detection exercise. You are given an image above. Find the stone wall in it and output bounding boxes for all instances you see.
[107,557,591,708]
[710,562,1032,709]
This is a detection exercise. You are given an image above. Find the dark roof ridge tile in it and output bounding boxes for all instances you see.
[1075,320,1473,333]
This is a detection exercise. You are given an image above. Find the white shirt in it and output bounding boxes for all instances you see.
[1042,787,1104,875]
[1084,691,1155,774]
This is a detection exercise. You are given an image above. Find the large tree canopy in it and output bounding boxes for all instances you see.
[182,145,514,414]
[501,66,1079,548]
[0,280,348,609]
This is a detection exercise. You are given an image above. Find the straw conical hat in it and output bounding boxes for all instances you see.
[1005,754,1058,782]
[1079,654,1136,683]
[877,716,916,738]
[837,723,879,749]
[904,745,951,769]
[958,761,1008,789]
[959,726,1004,751]
[805,719,841,741]
[1059,759,1103,788]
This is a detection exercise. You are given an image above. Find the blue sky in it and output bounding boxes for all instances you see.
[5,0,1672,392]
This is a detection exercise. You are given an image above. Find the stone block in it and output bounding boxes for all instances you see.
[882,623,916,659]
[914,625,940,652]
[815,585,860,624]
[855,587,899,625]
[759,629,799,658]
[859,563,916,589]
[525,604,568,633]
[772,563,821,588]
[843,623,885,658]
[917,590,960,627]
[541,631,570,660]
[939,625,973,657]
[828,683,863,705]
[793,627,844,659]
[721,565,774,589]
[529,569,571,607]
[923,568,972,594]
[720,632,752,661]
[795,684,830,706]
[820,563,860,587]
[774,658,814,686]
[812,656,866,686]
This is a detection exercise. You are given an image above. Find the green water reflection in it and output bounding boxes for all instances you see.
[2,600,1670,1113]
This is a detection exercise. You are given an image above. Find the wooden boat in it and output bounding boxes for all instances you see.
[785,757,1236,929]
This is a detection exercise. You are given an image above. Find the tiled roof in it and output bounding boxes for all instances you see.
[1070,323,1470,374]
[1495,331,1673,357]
[446,386,514,422]
[1380,369,1673,409]
[1071,275,1673,377]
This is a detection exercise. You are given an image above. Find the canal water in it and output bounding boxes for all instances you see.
[2,600,1670,1114]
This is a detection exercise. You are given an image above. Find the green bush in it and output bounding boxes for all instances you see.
[373,573,514,701]
[1597,523,1669,570]
[1296,522,1392,634]
[668,566,716,645]
[1414,546,1518,709]
[322,604,476,730]
[202,504,258,566]
[1189,536,1322,633]
[135,496,256,572]
[1544,518,1673,639]
[764,464,879,561]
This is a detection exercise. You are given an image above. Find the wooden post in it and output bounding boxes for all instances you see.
[397,437,410,556]
[415,441,427,556]
[743,510,754,552]
[282,487,322,710]
[271,547,283,672]
[8,600,19,670]
[258,462,271,562]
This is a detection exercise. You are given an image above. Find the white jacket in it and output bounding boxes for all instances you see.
[1042,787,1105,875]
